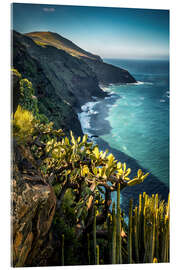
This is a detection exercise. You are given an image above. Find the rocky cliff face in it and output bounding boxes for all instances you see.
[13,30,136,136]
[12,141,56,267]
[13,31,84,137]
[83,58,136,84]
[26,31,136,85]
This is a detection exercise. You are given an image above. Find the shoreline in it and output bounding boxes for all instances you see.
[78,84,117,139]
[78,84,169,213]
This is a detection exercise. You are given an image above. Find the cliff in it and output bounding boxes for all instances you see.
[12,30,136,136]
[26,31,136,85]
[11,32,137,265]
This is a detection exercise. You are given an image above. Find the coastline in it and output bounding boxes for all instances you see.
[78,83,169,213]
[78,85,118,139]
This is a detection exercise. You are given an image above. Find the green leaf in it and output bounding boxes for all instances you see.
[93,146,100,159]
[82,134,88,143]
[65,170,71,175]
[101,167,106,178]
[125,168,131,177]
[101,151,107,159]
[92,167,98,175]
[83,166,89,175]
[117,162,122,169]
[123,162,126,172]
[98,168,102,177]
[81,165,89,177]
[137,169,143,178]
[141,172,149,181]
[65,137,69,145]
[105,168,111,178]
[124,177,131,181]
[107,153,114,167]
[127,177,143,186]
[117,168,124,176]
[70,131,76,145]
[76,207,83,219]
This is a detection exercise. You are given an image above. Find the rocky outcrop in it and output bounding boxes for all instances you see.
[12,142,56,267]
[83,58,136,84]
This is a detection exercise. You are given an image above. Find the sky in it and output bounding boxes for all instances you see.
[12,3,169,60]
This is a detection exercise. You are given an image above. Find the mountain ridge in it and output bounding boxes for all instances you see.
[12,30,136,136]
[25,30,136,85]
[25,31,102,61]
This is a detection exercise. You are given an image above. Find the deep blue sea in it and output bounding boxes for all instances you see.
[78,59,169,211]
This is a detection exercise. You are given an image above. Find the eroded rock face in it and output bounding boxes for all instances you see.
[12,143,56,267]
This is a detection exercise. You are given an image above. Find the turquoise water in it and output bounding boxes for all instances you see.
[78,59,169,208]
[102,59,169,187]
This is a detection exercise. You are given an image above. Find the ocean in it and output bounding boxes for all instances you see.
[78,59,169,211]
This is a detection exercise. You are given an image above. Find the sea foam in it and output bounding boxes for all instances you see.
[78,100,100,136]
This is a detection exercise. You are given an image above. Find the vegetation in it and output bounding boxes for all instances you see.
[13,68,48,123]
[12,73,169,265]
[107,188,170,264]
[13,105,35,143]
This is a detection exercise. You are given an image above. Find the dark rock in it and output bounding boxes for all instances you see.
[83,57,136,84]
[90,135,99,138]
[12,142,56,267]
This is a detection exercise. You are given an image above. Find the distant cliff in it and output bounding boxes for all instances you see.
[12,30,136,136]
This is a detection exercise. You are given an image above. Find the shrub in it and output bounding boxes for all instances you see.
[13,105,34,143]
[19,78,39,117]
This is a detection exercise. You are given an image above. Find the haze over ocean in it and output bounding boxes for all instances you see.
[12,3,169,60]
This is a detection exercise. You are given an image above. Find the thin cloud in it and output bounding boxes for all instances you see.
[43,7,55,12]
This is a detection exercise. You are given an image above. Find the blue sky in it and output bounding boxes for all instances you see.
[12,3,169,60]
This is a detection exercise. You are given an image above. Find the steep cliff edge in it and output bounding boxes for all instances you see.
[13,30,136,136]
[83,58,136,84]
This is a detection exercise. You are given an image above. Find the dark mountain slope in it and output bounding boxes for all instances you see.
[13,32,83,136]
[26,31,136,85]
[12,30,136,136]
